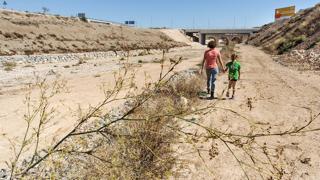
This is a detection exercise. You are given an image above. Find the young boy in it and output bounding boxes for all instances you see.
[225,54,241,99]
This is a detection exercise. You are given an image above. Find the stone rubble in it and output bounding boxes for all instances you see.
[274,49,320,70]
[0,47,191,65]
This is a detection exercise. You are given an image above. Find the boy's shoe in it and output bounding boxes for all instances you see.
[226,92,230,98]
[230,95,235,99]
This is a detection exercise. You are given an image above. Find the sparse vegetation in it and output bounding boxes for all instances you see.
[277,35,306,54]
[2,61,17,71]
[0,10,185,55]
[220,42,236,60]
[73,58,88,66]
[23,64,35,68]
[307,37,320,50]
[138,50,149,56]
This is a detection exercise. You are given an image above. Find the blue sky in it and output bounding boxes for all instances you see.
[2,0,319,28]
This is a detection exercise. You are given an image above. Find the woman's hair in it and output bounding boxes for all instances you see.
[207,40,217,49]
[231,53,238,60]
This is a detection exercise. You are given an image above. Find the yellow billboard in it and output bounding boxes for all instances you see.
[275,6,295,20]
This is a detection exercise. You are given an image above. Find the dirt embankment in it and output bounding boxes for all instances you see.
[0,9,186,56]
[247,3,320,70]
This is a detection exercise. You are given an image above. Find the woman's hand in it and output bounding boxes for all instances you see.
[223,68,227,73]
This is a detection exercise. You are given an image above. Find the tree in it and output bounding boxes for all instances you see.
[42,7,49,14]
[3,1,7,8]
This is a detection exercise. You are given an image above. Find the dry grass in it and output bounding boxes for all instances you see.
[73,58,88,66]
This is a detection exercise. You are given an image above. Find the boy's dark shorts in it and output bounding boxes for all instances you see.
[228,77,238,82]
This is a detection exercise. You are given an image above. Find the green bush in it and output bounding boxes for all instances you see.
[277,35,306,54]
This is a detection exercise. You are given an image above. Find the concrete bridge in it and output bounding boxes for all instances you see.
[183,28,259,45]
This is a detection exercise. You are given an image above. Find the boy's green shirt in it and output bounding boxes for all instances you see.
[226,60,241,80]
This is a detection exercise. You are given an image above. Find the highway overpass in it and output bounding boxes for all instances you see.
[182,28,260,45]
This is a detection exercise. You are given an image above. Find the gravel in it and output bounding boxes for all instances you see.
[274,49,320,70]
[0,49,160,64]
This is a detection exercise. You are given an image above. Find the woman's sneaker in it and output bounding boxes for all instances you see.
[210,92,215,99]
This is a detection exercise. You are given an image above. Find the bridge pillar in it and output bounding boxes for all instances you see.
[199,33,206,45]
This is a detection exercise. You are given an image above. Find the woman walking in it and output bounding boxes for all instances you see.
[200,40,225,99]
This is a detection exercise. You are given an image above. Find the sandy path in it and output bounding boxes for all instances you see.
[178,45,320,179]
[0,45,206,168]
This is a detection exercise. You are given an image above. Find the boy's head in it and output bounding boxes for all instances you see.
[207,40,217,49]
[231,54,238,60]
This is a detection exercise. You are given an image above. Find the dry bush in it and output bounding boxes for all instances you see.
[6,76,67,178]
[13,32,24,39]
[7,54,187,179]
[171,75,203,99]
[79,96,181,179]
[220,42,236,60]
[138,50,149,56]
[73,58,88,66]
[24,50,37,56]
[3,32,13,39]
[159,73,203,101]
[23,64,35,68]
[2,61,17,71]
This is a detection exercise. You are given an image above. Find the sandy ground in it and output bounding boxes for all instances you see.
[0,44,205,169]
[176,45,320,179]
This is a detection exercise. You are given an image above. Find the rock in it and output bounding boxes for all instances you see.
[0,169,8,180]
[47,69,56,76]
[179,96,188,107]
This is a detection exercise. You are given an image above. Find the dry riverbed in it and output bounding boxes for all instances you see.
[0,45,206,168]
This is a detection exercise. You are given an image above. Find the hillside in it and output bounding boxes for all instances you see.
[0,9,185,56]
[247,3,320,70]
